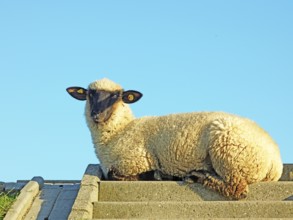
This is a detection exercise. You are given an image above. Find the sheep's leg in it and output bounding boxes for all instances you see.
[107,167,140,180]
[107,170,140,181]
[184,170,248,200]
[154,170,181,181]
[108,167,157,181]
[183,170,207,184]
[109,174,140,181]
[154,170,163,180]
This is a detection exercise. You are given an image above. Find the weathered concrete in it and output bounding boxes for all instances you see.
[92,219,293,220]
[46,184,80,220]
[24,184,63,219]
[24,184,79,220]
[4,177,44,220]
[68,164,102,220]
[100,181,226,202]
[5,164,293,219]
[93,201,293,219]
[90,164,293,219]
[99,181,293,202]
[3,178,80,220]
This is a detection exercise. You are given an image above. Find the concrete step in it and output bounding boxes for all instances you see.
[69,164,293,219]
[93,201,293,219]
[95,181,293,219]
[99,181,293,202]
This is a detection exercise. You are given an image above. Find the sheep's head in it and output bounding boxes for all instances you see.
[66,78,142,123]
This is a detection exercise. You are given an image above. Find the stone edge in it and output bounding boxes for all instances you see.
[280,163,293,181]
[4,176,44,220]
[68,164,103,220]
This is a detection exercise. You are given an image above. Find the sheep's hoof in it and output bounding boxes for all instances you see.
[154,170,163,180]
[183,170,207,184]
[154,170,181,181]
[183,176,197,184]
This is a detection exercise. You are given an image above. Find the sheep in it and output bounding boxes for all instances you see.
[66,78,283,200]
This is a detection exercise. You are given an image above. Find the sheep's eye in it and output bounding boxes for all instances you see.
[111,93,118,99]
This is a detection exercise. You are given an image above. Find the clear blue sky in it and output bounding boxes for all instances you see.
[1,1,292,182]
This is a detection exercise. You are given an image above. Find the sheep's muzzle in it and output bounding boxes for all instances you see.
[88,89,121,124]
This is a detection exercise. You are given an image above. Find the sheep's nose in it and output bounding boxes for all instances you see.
[91,111,101,122]
[91,110,99,118]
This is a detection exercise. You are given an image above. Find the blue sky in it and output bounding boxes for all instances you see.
[0,1,292,182]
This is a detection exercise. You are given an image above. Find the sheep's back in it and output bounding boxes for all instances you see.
[134,112,221,176]
[127,111,281,179]
[105,111,281,180]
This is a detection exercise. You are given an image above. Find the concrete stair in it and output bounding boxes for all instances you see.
[69,164,293,219]
[94,201,293,219]
[5,164,293,219]
[98,181,293,202]
[93,182,293,219]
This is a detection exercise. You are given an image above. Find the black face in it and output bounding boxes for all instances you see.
[88,89,121,123]
[66,85,143,124]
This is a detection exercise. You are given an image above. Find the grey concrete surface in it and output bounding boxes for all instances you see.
[93,201,293,219]
[24,184,63,220]
[4,177,44,220]
[92,164,293,219]
[4,178,79,220]
[24,184,79,220]
[68,164,102,220]
[4,164,293,219]
[99,181,293,202]
[44,184,80,220]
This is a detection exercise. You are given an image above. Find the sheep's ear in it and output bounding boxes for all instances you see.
[66,87,88,101]
[122,90,143,103]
